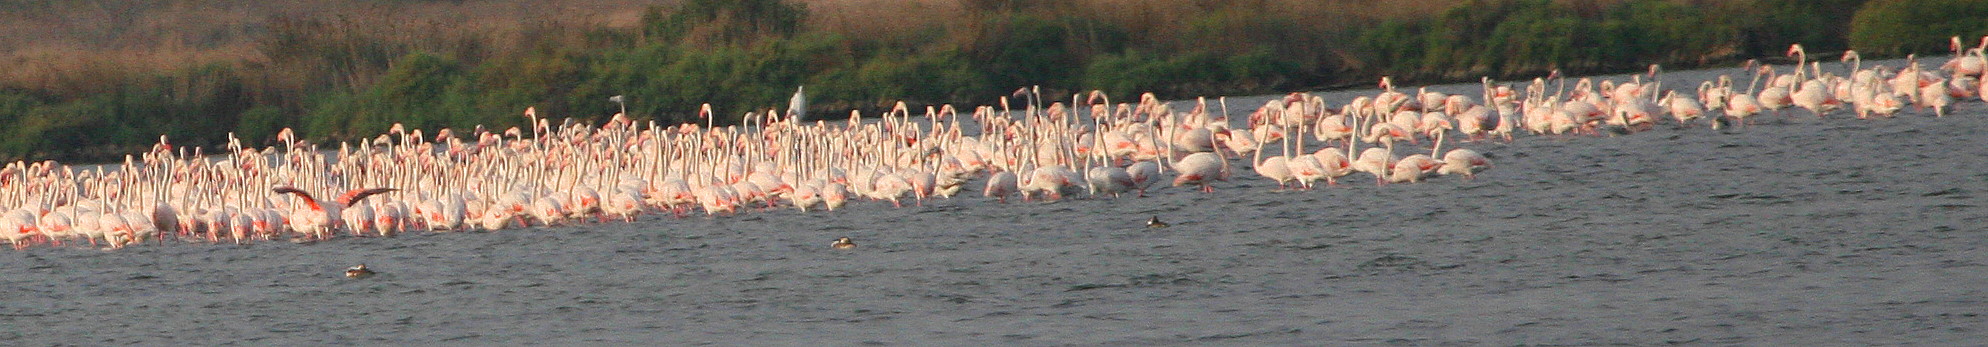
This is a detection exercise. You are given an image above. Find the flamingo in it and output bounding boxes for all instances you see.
[984,170,1018,203]
[1252,142,1293,190]
[1724,67,1766,128]
[1352,147,1396,186]
[1388,154,1442,183]
[36,211,74,247]
[1944,36,1986,78]
[1857,83,1904,119]
[1979,70,1988,102]
[1084,165,1135,198]
[1173,128,1218,154]
[1171,152,1227,193]
[2,209,37,250]
[98,211,134,249]
[1947,76,1977,100]
[1659,90,1705,126]
[568,186,605,223]
[605,188,646,222]
[1286,155,1329,190]
[1365,123,1414,153]
[870,171,916,206]
[476,206,518,231]
[1313,114,1355,145]
[1756,66,1792,118]
[75,210,104,247]
[229,212,254,244]
[1702,78,1728,112]
[1126,161,1162,197]
[424,194,467,231]
[376,201,408,236]
[789,181,824,212]
[342,202,374,236]
[1309,148,1354,186]
[1455,105,1492,141]
[1022,165,1079,202]
[1919,81,1953,117]
[822,183,851,211]
[1438,149,1492,180]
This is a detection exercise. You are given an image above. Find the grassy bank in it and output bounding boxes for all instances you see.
[1,0,1983,162]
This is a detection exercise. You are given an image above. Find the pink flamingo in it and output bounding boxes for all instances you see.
[1439,149,1493,180]
[1171,151,1228,193]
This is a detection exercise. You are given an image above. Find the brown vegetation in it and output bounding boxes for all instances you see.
[1,0,1981,162]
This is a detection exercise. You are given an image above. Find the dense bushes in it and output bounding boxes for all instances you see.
[1347,0,1865,82]
[1849,0,1988,56]
[0,63,252,160]
[3,0,1983,162]
[1083,49,1294,98]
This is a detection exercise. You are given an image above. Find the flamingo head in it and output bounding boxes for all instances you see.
[434,128,455,143]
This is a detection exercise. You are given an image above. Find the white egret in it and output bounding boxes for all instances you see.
[787,86,807,121]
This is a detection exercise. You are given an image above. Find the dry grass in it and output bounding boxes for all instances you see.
[804,0,964,42]
[799,0,1465,56]
[0,0,666,89]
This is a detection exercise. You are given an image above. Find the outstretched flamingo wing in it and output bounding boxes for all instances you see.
[272,185,323,211]
[338,188,400,207]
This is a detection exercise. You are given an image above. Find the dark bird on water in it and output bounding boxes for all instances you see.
[345,264,375,278]
[831,237,856,249]
[1147,216,1169,228]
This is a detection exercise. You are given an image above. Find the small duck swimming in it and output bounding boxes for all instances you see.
[830,237,856,249]
[1147,216,1169,229]
[345,264,375,278]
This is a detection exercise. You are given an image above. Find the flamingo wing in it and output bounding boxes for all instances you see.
[273,185,323,211]
[338,188,400,207]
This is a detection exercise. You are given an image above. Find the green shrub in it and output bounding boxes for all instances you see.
[1082,49,1295,99]
[234,106,288,147]
[1850,0,1988,56]
[306,52,470,139]
[969,15,1081,92]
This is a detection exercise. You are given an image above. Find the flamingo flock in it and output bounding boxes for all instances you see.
[2,38,1986,251]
